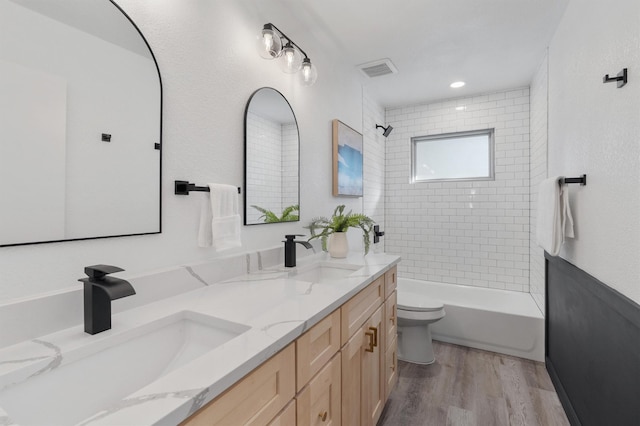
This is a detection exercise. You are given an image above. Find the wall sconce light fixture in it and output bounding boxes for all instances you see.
[257,23,317,86]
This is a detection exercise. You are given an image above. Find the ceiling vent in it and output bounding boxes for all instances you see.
[357,59,398,78]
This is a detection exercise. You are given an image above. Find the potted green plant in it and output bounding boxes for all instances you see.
[305,205,375,258]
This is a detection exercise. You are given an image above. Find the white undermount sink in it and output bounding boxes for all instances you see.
[288,262,362,283]
[0,311,249,426]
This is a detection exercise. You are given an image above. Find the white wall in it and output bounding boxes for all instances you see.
[529,53,548,313]
[547,0,640,304]
[385,88,531,291]
[0,0,371,302]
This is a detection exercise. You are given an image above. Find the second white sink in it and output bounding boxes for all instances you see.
[288,262,361,283]
[0,311,249,426]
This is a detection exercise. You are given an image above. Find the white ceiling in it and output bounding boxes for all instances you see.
[253,0,569,108]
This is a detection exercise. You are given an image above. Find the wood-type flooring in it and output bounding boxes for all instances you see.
[378,341,569,426]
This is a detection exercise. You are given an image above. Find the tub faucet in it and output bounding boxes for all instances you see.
[79,265,136,335]
[283,234,313,267]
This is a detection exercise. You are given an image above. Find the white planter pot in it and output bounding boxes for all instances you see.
[328,232,349,258]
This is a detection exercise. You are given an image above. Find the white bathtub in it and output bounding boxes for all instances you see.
[398,278,545,362]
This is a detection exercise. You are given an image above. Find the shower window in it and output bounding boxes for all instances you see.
[411,129,495,182]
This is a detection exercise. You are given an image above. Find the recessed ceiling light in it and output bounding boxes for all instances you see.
[455,106,466,111]
[450,81,465,88]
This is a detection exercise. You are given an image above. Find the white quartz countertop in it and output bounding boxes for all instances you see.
[0,252,399,425]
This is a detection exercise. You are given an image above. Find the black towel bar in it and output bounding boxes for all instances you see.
[561,175,587,186]
[174,180,241,195]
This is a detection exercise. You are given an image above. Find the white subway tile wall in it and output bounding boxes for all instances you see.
[385,88,531,291]
[363,91,386,227]
[529,55,548,313]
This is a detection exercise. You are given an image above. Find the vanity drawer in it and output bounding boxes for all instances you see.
[341,276,384,345]
[297,309,341,392]
[384,291,397,350]
[384,266,397,299]
[181,343,295,426]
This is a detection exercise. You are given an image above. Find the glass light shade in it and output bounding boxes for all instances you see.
[257,26,282,59]
[279,44,303,73]
[300,59,318,86]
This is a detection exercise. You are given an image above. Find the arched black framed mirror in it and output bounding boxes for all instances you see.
[0,0,162,246]
[244,88,300,225]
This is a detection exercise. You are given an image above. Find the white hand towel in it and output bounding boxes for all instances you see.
[197,184,241,251]
[536,177,575,256]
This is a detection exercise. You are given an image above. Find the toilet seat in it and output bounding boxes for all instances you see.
[397,291,444,312]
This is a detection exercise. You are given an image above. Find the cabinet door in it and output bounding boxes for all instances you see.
[362,306,385,426]
[181,344,295,426]
[341,325,364,426]
[384,335,398,401]
[384,291,397,351]
[296,354,341,426]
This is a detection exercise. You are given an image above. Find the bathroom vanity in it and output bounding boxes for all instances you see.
[183,264,398,426]
[0,252,399,425]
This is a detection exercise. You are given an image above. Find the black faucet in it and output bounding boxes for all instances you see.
[283,234,313,267]
[79,265,136,335]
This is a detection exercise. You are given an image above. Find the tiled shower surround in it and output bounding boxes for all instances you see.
[385,88,531,292]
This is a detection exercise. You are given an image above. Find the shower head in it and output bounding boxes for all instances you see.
[376,124,393,137]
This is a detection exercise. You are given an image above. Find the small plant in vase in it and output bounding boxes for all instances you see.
[305,205,375,258]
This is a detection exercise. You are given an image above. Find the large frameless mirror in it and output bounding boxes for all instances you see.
[0,0,162,246]
[244,88,300,225]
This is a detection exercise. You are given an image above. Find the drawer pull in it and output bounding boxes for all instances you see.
[319,411,328,421]
[365,331,375,352]
[390,315,395,324]
[369,326,378,347]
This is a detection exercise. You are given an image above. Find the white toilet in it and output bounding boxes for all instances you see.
[397,290,446,364]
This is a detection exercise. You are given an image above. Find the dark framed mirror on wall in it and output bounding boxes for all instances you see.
[244,87,300,225]
[0,0,162,247]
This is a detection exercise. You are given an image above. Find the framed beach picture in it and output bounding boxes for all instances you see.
[332,119,363,197]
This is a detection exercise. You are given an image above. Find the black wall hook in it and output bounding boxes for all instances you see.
[603,68,627,88]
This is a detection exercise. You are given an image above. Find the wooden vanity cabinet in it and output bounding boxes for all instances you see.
[182,265,398,426]
[341,268,398,426]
